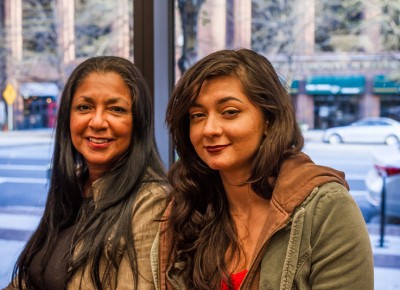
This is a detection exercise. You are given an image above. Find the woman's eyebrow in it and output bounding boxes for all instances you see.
[216,96,243,105]
[105,97,131,106]
[190,96,244,108]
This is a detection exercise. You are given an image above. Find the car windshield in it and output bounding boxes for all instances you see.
[355,119,391,126]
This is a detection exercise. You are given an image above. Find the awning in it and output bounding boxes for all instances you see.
[373,75,400,94]
[305,75,365,95]
[290,80,299,94]
[20,82,59,98]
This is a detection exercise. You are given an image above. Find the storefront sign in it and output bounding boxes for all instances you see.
[305,75,365,95]
[373,75,400,94]
[273,57,400,75]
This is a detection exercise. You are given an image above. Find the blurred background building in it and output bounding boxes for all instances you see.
[0,0,133,129]
[0,0,399,131]
[189,0,400,130]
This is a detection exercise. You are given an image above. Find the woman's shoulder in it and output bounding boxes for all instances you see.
[313,181,352,203]
[131,180,169,213]
[301,181,365,227]
[302,181,350,205]
[138,180,170,198]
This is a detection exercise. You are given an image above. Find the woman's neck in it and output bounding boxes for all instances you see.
[220,171,266,215]
[83,171,103,198]
[224,183,267,218]
[223,183,269,272]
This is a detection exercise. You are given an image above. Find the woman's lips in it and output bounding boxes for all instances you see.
[205,145,228,153]
[89,137,110,144]
[87,137,113,149]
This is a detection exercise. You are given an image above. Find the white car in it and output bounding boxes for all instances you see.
[365,157,400,221]
[323,117,400,145]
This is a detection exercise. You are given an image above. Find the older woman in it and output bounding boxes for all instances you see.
[7,56,168,290]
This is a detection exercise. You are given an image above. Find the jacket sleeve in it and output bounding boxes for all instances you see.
[115,184,168,290]
[308,183,374,289]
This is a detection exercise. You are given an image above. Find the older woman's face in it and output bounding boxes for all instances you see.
[188,76,266,179]
[70,72,133,176]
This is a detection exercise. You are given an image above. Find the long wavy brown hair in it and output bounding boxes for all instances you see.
[165,48,304,289]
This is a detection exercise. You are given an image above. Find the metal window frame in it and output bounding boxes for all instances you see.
[134,0,175,168]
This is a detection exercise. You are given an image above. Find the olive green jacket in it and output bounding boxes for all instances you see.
[152,153,374,289]
[6,181,168,290]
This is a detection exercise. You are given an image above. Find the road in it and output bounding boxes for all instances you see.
[0,144,52,208]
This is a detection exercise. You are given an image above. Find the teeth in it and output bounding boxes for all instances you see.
[89,138,109,144]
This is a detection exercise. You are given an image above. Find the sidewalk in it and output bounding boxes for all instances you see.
[0,129,399,289]
[368,224,400,289]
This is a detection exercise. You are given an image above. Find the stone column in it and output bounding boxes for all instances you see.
[294,0,315,56]
[233,0,251,49]
[4,0,22,62]
[360,75,380,118]
[3,0,22,130]
[112,0,130,58]
[198,0,226,58]
[363,0,382,53]
[295,81,315,129]
[56,0,75,65]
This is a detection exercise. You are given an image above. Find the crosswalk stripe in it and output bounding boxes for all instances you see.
[0,177,47,184]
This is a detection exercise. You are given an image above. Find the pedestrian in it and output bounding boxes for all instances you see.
[153,48,374,289]
[6,56,168,290]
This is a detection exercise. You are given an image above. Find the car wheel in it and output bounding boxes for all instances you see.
[385,135,399,145]
[328,134,342,144]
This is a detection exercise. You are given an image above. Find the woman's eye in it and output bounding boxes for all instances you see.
[222,109,240,117]
[189,112,206,120]
[110,106,127,113]
[77,104,91,111]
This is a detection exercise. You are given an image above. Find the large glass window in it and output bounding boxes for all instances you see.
[75,0,133,58]
[381,2,400,51]
[315,0,364,52]
[22,0,57,58]
[252,0,295,55]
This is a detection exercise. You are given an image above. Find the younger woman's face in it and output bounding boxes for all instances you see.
[70,72,133,176]
[188,76,266,178]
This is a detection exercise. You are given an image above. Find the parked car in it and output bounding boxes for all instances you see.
[322,117,400,145]
[365,157,400,221]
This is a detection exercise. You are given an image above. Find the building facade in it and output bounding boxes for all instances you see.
[0,0,132,130]
[189,0,400,129]
[1,0,399,130]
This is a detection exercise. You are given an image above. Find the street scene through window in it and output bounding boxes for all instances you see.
[0,0,399,289]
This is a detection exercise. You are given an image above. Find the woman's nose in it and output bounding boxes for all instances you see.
[89,110,107,130]
[202,115,222,137]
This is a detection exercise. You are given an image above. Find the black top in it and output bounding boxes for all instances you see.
[29,198,93,290]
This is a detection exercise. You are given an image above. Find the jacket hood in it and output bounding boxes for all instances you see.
[271,152,349,216]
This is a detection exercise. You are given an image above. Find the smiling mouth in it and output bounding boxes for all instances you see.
[89,137,110,144]
[205,145,227,152]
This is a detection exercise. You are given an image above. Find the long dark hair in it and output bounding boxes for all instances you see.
[165,49,304,289]
[12,56,167,289]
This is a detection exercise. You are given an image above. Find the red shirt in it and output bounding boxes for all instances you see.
[221,269,248,290]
